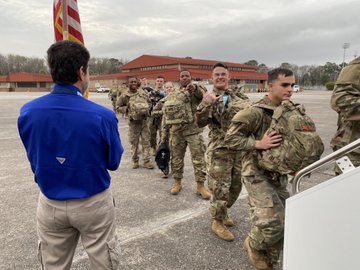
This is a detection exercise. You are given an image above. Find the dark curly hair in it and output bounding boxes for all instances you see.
[47,40,90,84]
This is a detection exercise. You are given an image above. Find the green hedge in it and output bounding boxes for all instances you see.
[325,81,335,91]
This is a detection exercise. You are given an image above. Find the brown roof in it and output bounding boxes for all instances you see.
[121,55,256,70]
[0,72,52,82]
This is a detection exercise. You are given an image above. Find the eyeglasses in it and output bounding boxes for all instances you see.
[280,83,295,88]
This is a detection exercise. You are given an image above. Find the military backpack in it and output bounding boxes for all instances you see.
[127,92,150,120]
[257,100,324,175]
[162,91,194,125]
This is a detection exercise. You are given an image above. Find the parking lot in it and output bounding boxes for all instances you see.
[0,90,337,269]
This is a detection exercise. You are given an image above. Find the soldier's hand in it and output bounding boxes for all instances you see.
[186,83,196,92]
[203,92,220,105]
[255,131,282,150]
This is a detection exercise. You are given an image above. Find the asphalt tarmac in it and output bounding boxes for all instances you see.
[0,90,337,270]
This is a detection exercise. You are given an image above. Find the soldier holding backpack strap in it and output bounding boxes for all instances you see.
[196,62,251,242]
[225,68,322,270]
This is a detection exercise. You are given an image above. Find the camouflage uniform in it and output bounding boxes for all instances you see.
[109,87,127,114]
[149,89,165,151]
[224,95,289,264]
[196,88,249,221]
[116,88,152,164]
[108,88,118,112]
[153,97,170,143]
[331,57,360,173]
[162,85,206,183]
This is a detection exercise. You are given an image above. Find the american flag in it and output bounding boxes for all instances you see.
[53,0,84,45]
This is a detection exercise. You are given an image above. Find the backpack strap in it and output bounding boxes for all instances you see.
[253,103,276,120]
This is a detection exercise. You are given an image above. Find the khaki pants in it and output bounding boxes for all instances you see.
[37,189,119,270]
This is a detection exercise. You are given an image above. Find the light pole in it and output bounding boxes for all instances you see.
[342,42,350,67]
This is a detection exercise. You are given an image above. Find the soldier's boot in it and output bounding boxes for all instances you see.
[143,161,154,169]
[132,161,139,169]
[243,236,273,270]
[223,214,235,227]
[211,220,234,242]
[196,182,211,200]
[170,179,182,195]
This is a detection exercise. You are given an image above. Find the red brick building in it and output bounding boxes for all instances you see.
[0,72,52,92]
[90,55,268,92]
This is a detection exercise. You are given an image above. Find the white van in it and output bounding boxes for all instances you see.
[293,85,300,93]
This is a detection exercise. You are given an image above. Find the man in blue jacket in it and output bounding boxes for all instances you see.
[18,40,124,270]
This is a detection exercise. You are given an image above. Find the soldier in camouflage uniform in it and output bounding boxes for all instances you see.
[152,81,175,178]
[225,68,295,270]
[109,83,127,114]
[331,57,360,174]
[149,76,166,155]
[108,88,118,112]
[116,77,154,169]
[196,62,250,242]
[161,70,210,199]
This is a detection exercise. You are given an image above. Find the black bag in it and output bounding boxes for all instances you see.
[155,142,171,175]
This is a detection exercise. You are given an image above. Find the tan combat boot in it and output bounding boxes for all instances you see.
[211,219,234,242]
[132,162,139,169]
[196,182,211,200]
[143,161,154,169]
[243,236,273,270]
[170,178,182,195]
[223,214,235,227]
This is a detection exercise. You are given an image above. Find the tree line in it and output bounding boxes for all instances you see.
[0,53,347,87]
[245,60,344,87]
[0,53,127,76]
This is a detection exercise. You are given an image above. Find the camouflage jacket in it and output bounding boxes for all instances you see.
[330,57,360,152]
[152,97,165,118]
[162,84,205,136]
[224,95,278,176]
[196,87,250,149]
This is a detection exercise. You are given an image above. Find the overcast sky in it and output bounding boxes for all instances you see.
[0,0,359,67]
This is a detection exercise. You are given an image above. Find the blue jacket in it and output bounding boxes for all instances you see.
[18,84,124,200]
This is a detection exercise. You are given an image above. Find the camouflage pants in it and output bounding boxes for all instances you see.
[207,148,242,220]
[150,116,162,149]
[243,174,289,263]
[170,132,206,182]
[128,118,151,163]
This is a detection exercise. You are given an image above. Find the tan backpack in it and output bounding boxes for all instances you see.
[162,91,194,125]
[128,92,150,120]
[257,100,324,175]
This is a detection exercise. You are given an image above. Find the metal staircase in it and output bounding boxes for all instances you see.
[283,138,360,270]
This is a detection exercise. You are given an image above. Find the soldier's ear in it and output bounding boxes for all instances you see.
[268,82,273,92]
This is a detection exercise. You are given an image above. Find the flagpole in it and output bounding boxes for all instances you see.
[61,0,69,40]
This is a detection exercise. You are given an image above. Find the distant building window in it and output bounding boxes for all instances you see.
[39,82,46,87]
[17,82,37,88]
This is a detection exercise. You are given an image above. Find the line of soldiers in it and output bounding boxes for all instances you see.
[105,56,360,270]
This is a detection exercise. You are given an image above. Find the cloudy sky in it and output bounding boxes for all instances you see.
[0,0,359,67]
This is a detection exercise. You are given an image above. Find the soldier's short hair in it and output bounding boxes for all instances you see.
[180,69,191,75]
[212,62,228,70]
[268,68,294,83]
